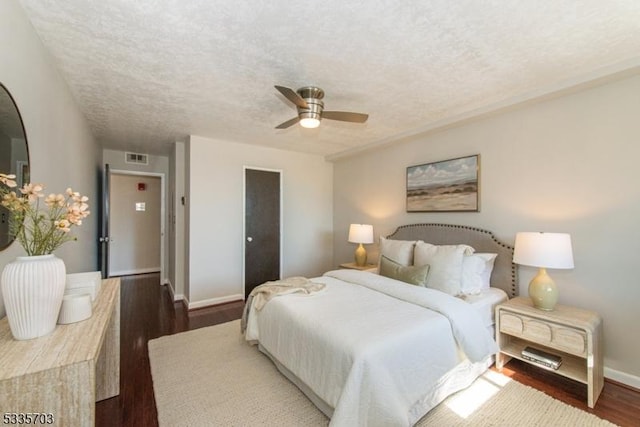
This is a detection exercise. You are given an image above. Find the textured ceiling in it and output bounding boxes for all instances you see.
[18,1,640,158]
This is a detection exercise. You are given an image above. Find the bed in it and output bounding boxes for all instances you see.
[245,224,517,426]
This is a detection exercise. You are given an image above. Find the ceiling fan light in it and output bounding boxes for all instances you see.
[299,117,320,128]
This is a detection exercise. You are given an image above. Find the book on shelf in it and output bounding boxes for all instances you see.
[522,346,562,370]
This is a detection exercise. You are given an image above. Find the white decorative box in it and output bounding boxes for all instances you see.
[57,293,92,324]
[65,271,102,301]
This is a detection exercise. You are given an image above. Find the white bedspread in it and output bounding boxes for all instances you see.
[246,270,498,426]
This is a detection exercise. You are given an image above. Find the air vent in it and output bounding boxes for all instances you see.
[125,152,149,165]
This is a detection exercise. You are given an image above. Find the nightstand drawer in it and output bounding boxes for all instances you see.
[555,327,587,355]
[500,313,525,334]
[499,312,587,356]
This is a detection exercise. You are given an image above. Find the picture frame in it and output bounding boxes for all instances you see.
[406,154,479,212]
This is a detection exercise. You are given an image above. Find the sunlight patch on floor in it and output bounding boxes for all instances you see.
[444,370,512,419]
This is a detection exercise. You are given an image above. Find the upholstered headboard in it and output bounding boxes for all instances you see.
[387,223,518,298]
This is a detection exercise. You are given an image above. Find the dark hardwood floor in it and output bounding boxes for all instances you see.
[95,273,244,426]
[96,273,640,426]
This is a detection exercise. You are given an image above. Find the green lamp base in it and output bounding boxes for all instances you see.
[354,243,367,267]
[528,267,558,311]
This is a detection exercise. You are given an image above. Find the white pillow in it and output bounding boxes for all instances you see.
[413,241,474,295]
[461,253,497,295]
[378,236,416,266]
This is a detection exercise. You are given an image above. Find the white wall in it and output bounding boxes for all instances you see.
[186,135,333,308]
[103,149,170,283]
[0,1,101,317]
[332,74,640,386]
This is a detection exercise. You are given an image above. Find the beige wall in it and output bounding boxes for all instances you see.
[0,2,101,317]
[186,135,334,308]
[332,73,640,386]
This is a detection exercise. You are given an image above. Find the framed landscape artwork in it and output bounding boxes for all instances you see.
[406,154,479,212]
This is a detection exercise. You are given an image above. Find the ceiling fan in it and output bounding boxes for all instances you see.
[274,85,368,129]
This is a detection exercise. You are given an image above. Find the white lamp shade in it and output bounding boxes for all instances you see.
[513,232,574,269]
[348,224,374,244]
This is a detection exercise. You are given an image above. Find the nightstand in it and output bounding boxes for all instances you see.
[495,296,603,408]
[339,262,377,271]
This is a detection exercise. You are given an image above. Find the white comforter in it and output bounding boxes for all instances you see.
[245,270,498,426]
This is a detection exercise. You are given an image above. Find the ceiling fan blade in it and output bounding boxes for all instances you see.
[275,116,300,129]
[322,111,368,123]
[274,85,309,109]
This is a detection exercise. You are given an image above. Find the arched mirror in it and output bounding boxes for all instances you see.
[0,83,29,251]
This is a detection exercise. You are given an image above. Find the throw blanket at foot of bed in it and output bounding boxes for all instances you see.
[242,277,325,339]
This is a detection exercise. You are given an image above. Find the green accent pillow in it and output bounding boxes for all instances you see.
[379,255,430,286]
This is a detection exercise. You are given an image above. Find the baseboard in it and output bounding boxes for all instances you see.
[605,366,640,390]
[187,294,243,310]
[164,280,185,302]
[109,267,160,276]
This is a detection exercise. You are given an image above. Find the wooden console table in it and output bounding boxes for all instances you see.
[0,278,120,425]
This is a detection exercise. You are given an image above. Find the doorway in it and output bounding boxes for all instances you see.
[244,167,282,299]
[107,171,165,277]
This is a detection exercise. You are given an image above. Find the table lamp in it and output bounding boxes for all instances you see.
[348,224,374,267]
[513,232,574,311]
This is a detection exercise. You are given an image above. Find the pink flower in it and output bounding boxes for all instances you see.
[1,192,27,211]
[20,183,45,202]
[54,219,71,233]
[0,173,17,188]
[45,193,66,208]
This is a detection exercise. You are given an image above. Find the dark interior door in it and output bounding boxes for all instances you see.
[245,168,281,299]
[99,163,111,278]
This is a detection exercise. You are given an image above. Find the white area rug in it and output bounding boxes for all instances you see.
[148,320,615,426]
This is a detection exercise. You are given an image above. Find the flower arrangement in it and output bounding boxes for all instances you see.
[0,172,90,256]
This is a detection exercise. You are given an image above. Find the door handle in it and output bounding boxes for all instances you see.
[247,237,253,242]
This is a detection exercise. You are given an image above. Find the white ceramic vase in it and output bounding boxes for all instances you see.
[1,254,66,340]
